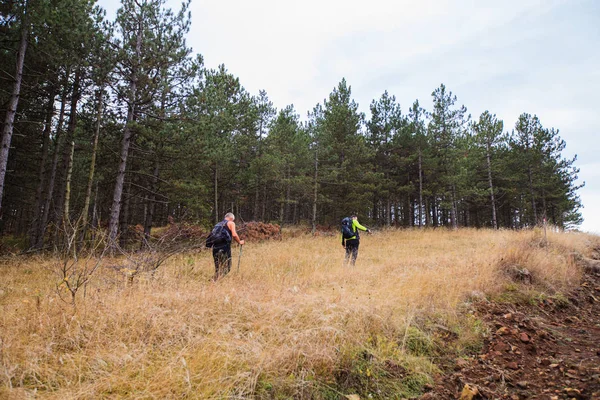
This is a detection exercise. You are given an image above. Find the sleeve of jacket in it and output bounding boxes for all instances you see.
[353,220,368,231]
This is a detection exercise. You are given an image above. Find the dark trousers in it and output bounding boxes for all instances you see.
[345,239,359,266]
[212,245,232,279]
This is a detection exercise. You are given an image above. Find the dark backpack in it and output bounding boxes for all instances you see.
[205,220,232,248]
[341,217,355,239]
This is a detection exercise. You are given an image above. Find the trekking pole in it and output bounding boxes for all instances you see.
[237,244,243,273]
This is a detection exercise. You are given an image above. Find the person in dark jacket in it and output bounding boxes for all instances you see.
[211,213,244,280]
[342,213,370,266]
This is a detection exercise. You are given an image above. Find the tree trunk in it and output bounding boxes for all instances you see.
[63,141,75,225]
[451,184,458,229]
[279,198,285,233]
[431,195,437,227]
[80,87,103,242]
[30,88,56,247]
[425,197,430,227]
[372,194,378,226]
[485,139,498,229]
[403,194,410,227]
[386,197,391,227]
[528,166,537,225]
[119,177,133,248]
[53,69,82,230]
[418,148,424,228]
[261,184,266,221]
[0,6,29,218]
[91,182,99,230]
[284,164,291,224]
[254,178,260,221]
[35,73,70,249]
[108,19,142,248]
[142,159,160,245]
[213,165,218,224]
[293,198,298,224]
[409,195,414,227]
[311,148,318,234]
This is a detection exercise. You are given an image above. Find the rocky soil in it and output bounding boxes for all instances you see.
[425,268,600,399]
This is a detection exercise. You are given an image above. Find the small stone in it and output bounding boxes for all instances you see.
[504,313,513,320]
[516,381,528,389]
[507,361,519,370]
[575,348,581,353]
[541,358,552,366]
[459,384,478,400]
[520,332,530,343]
[564,387,581,397]
[550,363,560,368]
[496,326,510,335]
[494,341,510,352]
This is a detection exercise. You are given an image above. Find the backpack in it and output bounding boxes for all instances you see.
[341,217,355,239]
[205,220,232,248]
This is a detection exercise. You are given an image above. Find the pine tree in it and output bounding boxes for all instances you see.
[319,79,371,224]
[108,0,192,247]
[427,84,468,228]
[408,100,428,227]
[367,91,403,226]
[473,111,503,229]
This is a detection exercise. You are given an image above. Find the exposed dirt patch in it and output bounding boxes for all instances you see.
[425,269,600,399]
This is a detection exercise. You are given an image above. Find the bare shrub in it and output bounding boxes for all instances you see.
[53,225,107,307]
[109,221,206,283]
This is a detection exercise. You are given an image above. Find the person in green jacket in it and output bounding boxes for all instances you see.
[342,213,370,266]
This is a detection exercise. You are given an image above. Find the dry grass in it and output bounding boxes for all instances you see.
[0,228,597,399]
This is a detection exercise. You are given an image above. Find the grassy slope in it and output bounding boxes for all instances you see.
[0,229,597,399]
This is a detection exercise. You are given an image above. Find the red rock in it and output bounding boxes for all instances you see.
[494,341,510,352]
[564,387,581,396]
[520,332,530,343]
[516,381,529,389]
[496,326,510,335]
[507,361,519,370]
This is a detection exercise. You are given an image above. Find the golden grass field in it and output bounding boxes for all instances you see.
[0,228,598,399]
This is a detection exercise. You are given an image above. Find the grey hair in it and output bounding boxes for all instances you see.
[224,212,235,220]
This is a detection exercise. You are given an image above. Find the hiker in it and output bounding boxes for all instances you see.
[341,213,370,266]
[206,212,244,280]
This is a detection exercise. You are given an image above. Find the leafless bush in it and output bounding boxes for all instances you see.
[54,223,108,307]
[108,222,207,283]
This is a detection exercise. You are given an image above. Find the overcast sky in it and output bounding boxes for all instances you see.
[99,0,600,233]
